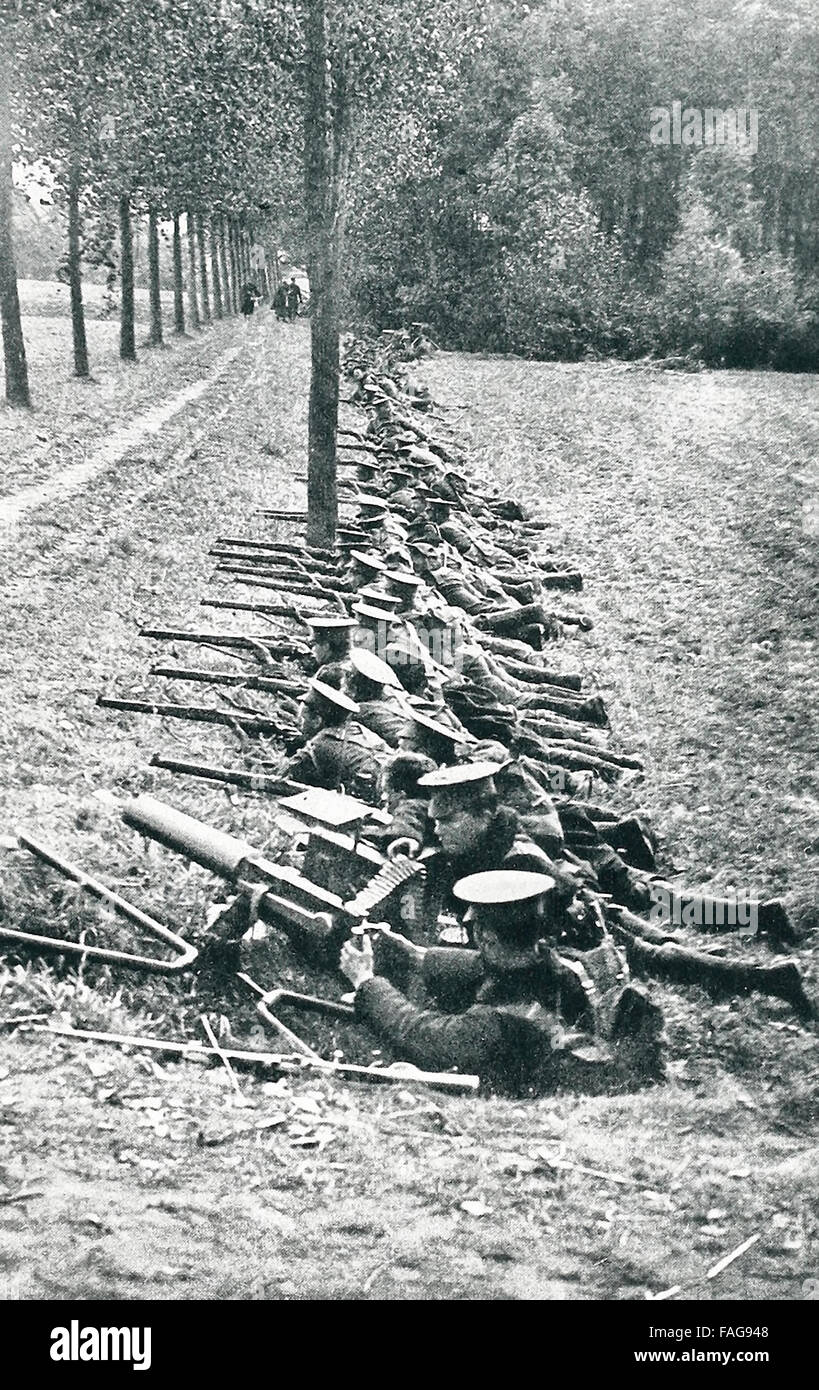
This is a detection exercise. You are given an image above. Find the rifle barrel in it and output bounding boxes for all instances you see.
[151,755,302,795]
[98,695,289,737]
[150,665,305,696]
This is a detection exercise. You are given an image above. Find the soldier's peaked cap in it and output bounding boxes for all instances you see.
[354,492,390,509]
[349,646,403,689]
[453,869,557,908]
[406,712,472,746]
[384,568,423,589]
[307,678,360,715]
[351,600,401,623]
[304,615,358,633]
[418,759,501,789]
[356,586,403,610]
[348,549,388,572]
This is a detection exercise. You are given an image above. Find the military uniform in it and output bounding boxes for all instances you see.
[350,870,665,1095]
[285,720,388,803]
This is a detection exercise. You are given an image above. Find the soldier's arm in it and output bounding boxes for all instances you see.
[421,946,484,1010]
[355,977,506,1074]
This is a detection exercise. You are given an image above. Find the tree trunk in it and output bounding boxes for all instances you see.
[218,215,232,314]
[209,215,223,319]
[119,193,136,361]
[147,206,163,345]
[0,55,30,406]
[172,213,185,333]
[67,150,89,378]
[186,209,200,330]
[229,217,240,312]
[304,0,341,547]
[196,213,211,323]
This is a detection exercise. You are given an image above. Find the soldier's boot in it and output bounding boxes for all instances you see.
[610,985,667,1085]
[518,692,608,728]
[474,602,551,636]
[763,961,814,1019]
[499,579,538,605]
[534,567,584,591]
[495,653,582,690]
[757,899,798,947]
[599,816,657,871]
[660,888,796,946]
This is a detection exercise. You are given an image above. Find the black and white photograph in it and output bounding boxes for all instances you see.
[0,0,816,1344]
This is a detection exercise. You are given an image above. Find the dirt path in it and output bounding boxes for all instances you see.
[0,340,248,534]
[0,337,816,1302]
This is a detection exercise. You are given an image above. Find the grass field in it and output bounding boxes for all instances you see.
[0,297,816,1302]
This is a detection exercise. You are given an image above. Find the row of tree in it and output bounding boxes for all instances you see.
[1,0,297,402]
[1,0,488,540]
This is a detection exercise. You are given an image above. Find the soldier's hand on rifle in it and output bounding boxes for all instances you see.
[387,836,421,861]
[340,935,376,989]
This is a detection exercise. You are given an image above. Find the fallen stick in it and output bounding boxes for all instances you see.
[706,1231,761,1280]
[647,1231,762,1301]
[30,1024,480,1094]
[535,1151,637,1186]
[199,1014,244,1097]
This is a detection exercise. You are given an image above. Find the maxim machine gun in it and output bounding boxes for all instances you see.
[123,791,426,960]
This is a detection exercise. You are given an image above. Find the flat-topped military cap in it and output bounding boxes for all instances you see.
[383,635,431,669]
[453,869,557,908]
[304,614,358,633]
[405,710,472,746]
[399,444,441,464]
[452,870,559,967]
[349,646,403,689]
[357,586,403,611]
[417,759,501,789]
[348,549,388,572]
[384,568,424,590]
[306,678,360,715]
[354,491,390,509]
[355,511,390,527]
[351,600,402,624]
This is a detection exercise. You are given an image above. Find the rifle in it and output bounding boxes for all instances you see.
[201,597,328,624]
[139,628,312,662]
[150,664,306,697]
[31,1023,480,1094]
[150,754,308,796]
[210,547,315,570]
[215,536,338,559]
[98,695,297,739]
[221,572,350,606]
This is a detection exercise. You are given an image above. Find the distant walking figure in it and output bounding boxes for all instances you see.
[241,282,260,317]
[285,277,302,321]
[273,282,288,320]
